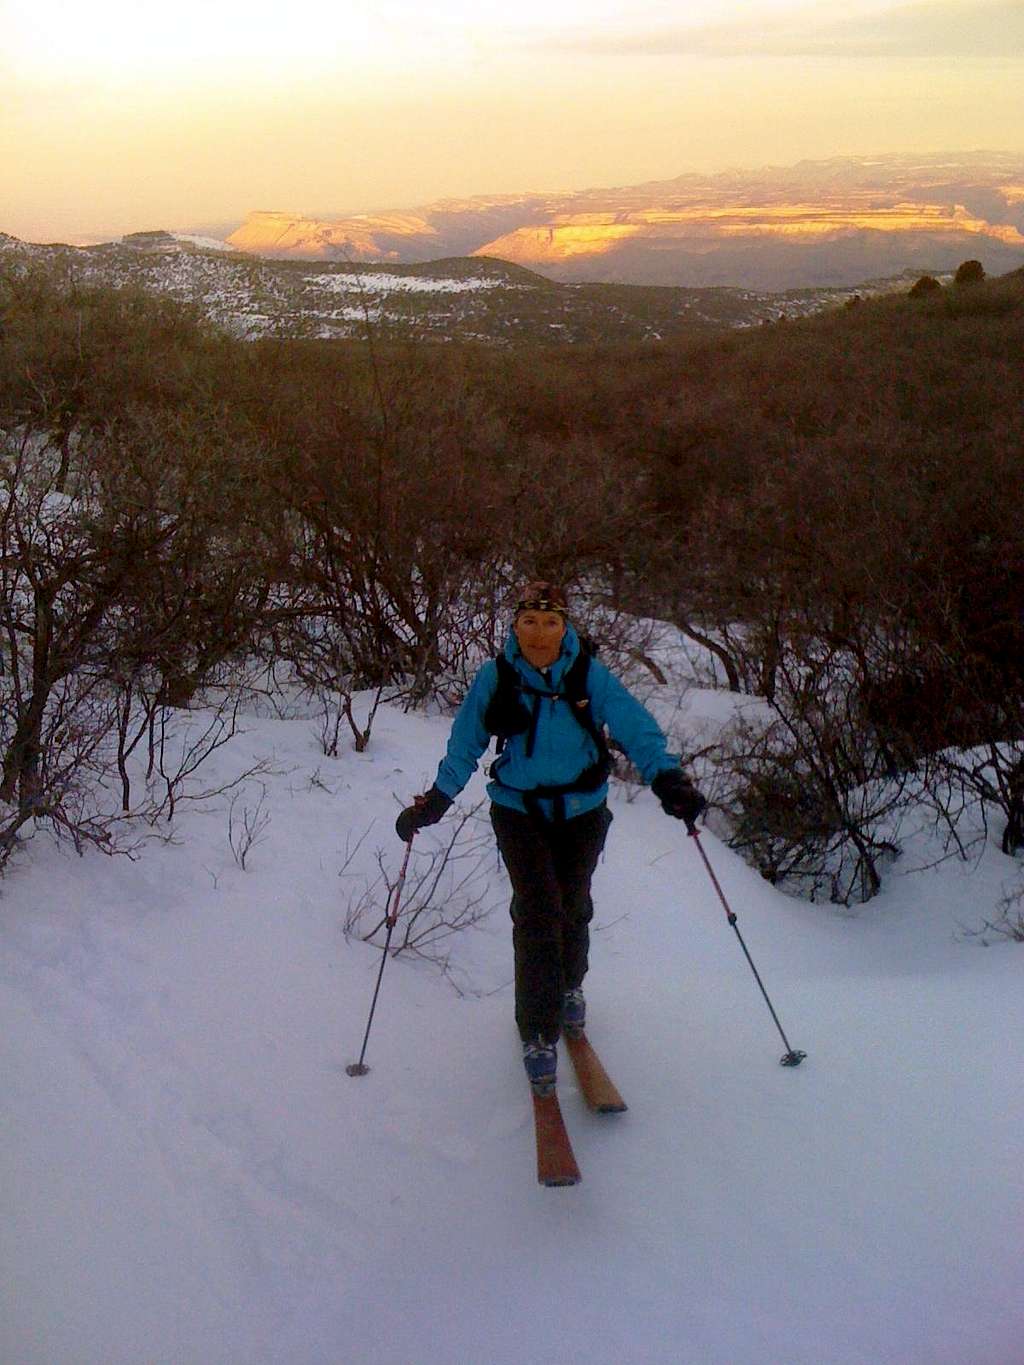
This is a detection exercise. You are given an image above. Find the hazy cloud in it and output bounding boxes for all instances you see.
[531,1,1024,60]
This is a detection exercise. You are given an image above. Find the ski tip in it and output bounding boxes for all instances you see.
[541,1173,582,1187]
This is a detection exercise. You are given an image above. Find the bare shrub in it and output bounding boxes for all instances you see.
[909,275,942,299]
[718,638,908,904]
[271,604,392,755]
[228,784,271,870]
[954,259,985,287]
[940,744,1024,857]
[343,804,498,983]
[0,267,287,866]
[962,880,1024,945]
[0,431,164,857]
[255,338,513,708]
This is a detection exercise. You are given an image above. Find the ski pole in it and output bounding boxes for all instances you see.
[346,837,414,1077]
[687,826,806,1067]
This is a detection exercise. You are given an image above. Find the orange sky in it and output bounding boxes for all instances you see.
[3,0,1023,242]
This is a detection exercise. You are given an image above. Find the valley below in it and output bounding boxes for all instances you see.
[5,153,1023,345]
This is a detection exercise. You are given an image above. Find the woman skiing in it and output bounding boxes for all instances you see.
[395,581,706,1096]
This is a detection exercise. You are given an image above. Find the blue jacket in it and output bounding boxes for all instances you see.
[434,623,678,821]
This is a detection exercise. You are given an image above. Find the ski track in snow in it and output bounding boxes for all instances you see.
[2,680,1024,1365]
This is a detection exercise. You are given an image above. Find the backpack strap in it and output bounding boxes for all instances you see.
[484,654,532,755]
[486,649,604,755]
[485,645,612,818]
[558,649,607,759]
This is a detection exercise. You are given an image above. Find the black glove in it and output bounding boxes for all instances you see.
[651,769,707,829]
[395,785,453,842]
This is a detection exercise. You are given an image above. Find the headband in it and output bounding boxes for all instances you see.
[516,596,568,618]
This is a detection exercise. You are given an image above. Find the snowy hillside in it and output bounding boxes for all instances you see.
[2,670,1023,1364]
[1,227,928,343]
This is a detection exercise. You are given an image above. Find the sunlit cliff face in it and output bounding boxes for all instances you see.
[228,212,440,260]
[475,200,1024,262]
[224,167,1024,271]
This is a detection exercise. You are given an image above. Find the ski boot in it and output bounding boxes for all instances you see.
[562,988,586,1039]
[522,1037,557,1097]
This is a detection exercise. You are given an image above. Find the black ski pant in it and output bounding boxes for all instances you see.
[490,801,613,1044]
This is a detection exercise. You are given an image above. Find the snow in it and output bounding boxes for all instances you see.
[308,272,503,295]
[171,234,238,252]
[2,659,1023,1365]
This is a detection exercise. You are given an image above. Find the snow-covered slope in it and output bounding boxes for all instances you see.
[2,681,1022,1365]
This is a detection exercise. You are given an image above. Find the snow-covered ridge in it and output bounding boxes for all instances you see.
[308,271,504,295]
[172,233,239,253]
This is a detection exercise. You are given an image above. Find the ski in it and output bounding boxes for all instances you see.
[564,1031,628,1113]
[531,1091,581,1186]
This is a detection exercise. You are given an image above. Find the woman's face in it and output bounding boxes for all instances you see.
[514,610,567,669]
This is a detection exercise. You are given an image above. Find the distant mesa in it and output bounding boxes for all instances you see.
[123,229,173,242]
[224,153,1024,291]
[226,210,441,262]
[122,230,178,250]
